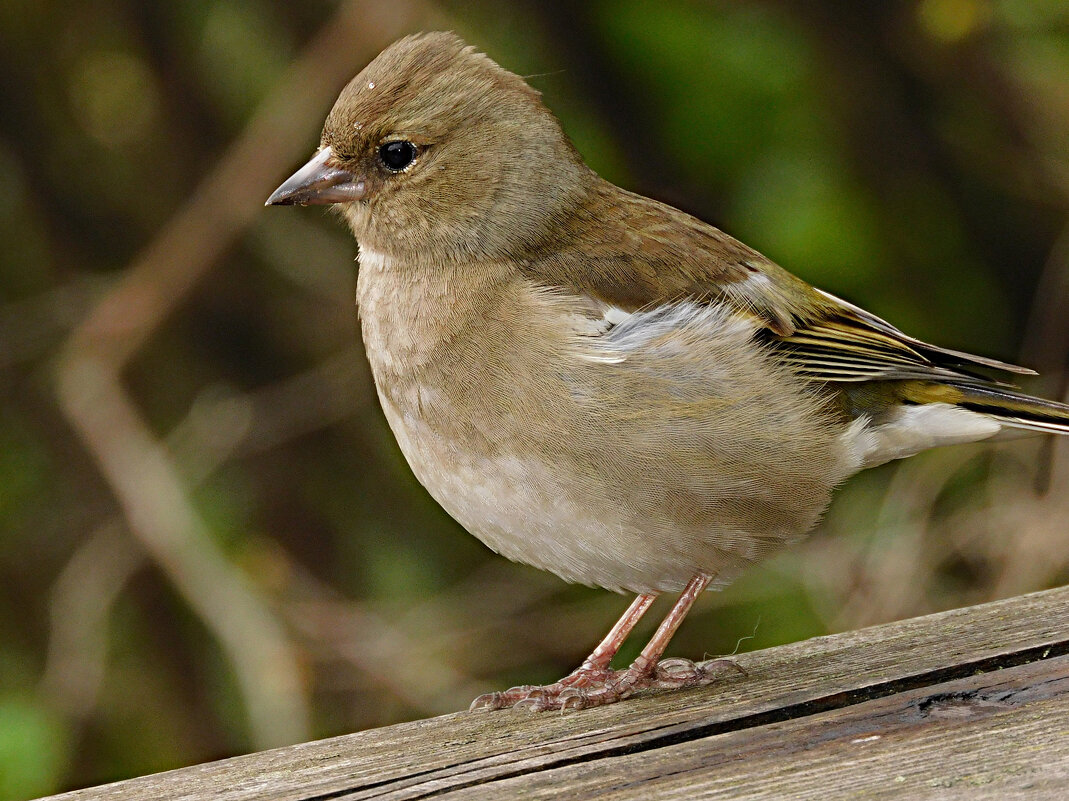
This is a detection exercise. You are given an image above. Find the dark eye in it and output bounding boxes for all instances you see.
[378,141,417,172]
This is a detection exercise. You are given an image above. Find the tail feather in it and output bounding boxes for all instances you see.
[949,384,1069,436]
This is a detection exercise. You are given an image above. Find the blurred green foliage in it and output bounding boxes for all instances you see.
[1,0,1068,797]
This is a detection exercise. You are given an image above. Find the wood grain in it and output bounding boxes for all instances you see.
[43,585,1069,800]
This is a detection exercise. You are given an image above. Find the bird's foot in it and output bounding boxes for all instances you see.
[469,656,741,712]
[468,664,618,712]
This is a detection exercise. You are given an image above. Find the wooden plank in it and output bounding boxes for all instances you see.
[44,585,1069,801]
[443,654,1069,800]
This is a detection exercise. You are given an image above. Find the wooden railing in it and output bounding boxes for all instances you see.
[43,585,1069,800]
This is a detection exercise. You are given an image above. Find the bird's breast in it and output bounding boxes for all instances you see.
[356,248,629,584]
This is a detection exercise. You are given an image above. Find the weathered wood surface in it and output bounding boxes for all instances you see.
[45,585,1069,800]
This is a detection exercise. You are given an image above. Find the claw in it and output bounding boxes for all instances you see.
[504,684,538,696]
[700,657,746,679]
[512,698,542,713]
[557,687,588,711]
[469,691,505,711]
[654,657,703,684]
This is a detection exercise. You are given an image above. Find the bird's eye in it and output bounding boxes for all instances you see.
[378,141,417,172]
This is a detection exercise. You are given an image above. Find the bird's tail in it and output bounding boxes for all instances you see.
[946,383,1069,435]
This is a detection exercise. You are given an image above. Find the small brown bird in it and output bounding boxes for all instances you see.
[267,32,1069,711]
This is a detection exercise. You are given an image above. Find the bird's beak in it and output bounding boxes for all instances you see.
[265,146,366,206]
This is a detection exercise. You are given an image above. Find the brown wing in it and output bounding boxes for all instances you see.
[522,179,1033,387]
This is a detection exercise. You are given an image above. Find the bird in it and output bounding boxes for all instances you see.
[266,32,1069,712]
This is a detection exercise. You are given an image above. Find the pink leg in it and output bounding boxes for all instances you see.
[553,571,723,709]
[469,593,657,711]
[630,571,712,675]
[580,592,657,671]
[471,572,735,712]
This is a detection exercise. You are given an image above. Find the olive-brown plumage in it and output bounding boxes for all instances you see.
[268,32,1069,711]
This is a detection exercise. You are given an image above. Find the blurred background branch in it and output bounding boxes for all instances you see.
[1,1,1067,798]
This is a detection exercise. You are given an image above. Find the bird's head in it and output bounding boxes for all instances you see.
[267,32,590,262]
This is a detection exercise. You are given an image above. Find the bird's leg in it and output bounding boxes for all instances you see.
[576,592,659,673]
[555,571,735,709]
[471,571,740,712]
[469,592,657,711]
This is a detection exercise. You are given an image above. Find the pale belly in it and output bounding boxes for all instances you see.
[372,359,859,594]
[376,388,710,593]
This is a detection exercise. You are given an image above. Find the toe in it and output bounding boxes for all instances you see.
[654,657,704,684]
[469,692,506,711]
[557,687,591,711]
[513,691,554,713]
[701,657,746,678]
